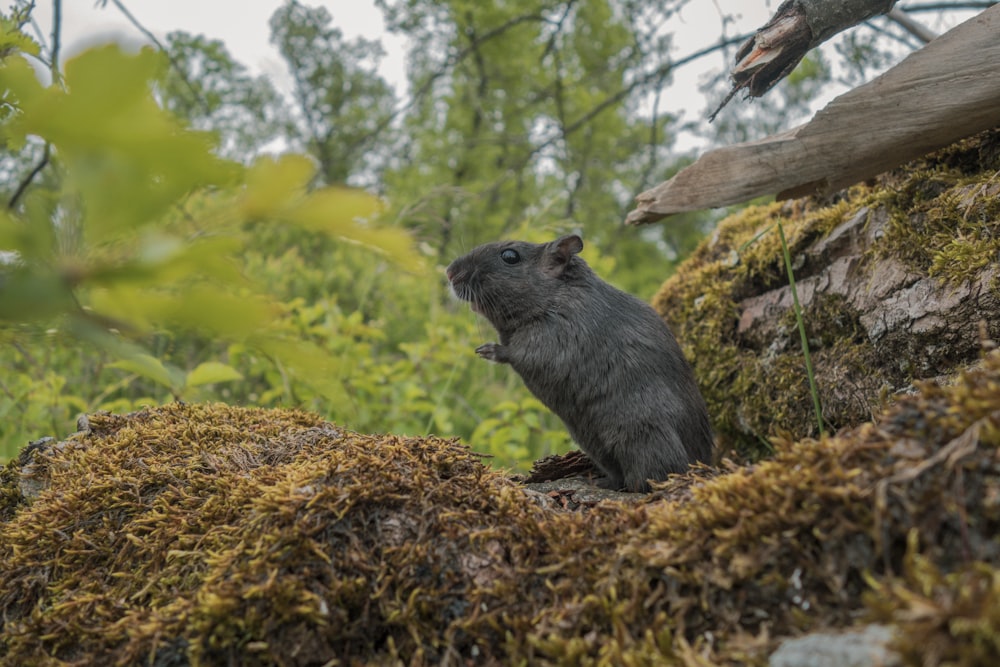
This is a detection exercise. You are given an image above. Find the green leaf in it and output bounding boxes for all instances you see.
[87,285,276,338]
[0,13,41,58]
[83,235,247,288]
[107,354,176,390]
[240,155,423,273]
[240,154,314,219]
[185,361,244,387]
[0,268,74,322]
[13,45,241,240]
[0,208,56,261]
[0,55,45,151]
[252,335,348,405]
[279,186,382,231]
[471,418,502,442]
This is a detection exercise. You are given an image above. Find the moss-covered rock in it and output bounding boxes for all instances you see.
[654,130,1000,458]
[2,348,1000,665]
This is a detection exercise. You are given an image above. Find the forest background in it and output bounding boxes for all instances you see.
[0,0,989,466]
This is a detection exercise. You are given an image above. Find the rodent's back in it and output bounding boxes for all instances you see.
[531,272,713,471]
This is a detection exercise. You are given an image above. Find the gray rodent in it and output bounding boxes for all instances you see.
[446,234,714,493]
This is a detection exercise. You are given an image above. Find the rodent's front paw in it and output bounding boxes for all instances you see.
[475,342,505,363]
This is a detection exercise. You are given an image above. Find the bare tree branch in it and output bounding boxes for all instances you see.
[363,11,551,150]
[480,33,751,220]
[8,0,58,209]
[886,6,938,41]
[49,0,60,84]
[556,33,750,147]
[8,143,50,209]
[863,15,924,50]
[102,0,209,114]
[901,1,996,10]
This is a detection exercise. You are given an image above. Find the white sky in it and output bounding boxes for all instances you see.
[27,2,975,150]
[30,1,778,148]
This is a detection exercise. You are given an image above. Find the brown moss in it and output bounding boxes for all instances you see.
[0,404,551,665]
[2,350,1000,665]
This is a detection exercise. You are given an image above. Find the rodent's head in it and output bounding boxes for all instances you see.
[446,235,586,332]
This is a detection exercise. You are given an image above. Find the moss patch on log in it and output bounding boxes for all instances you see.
[654,129,1000,458]
[2,348,1000,665]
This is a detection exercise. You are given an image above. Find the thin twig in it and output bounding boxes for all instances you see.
[886,6,938,42]
[8,143,50,209]
[360,11,551,151]
[900,1,996,10]
[531,33,752,166]
[49,0,60,84]
[105,0,209,114]
[7,0,58,208]
[862,18,923,51]
[478,32,752,215]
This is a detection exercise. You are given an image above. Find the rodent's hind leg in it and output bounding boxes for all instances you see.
[585,455,625,491]
[622,431,689,493]
[592,474,626,492]
[621,472,653,494]
[578,442,625,491]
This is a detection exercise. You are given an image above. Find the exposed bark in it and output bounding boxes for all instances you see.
[735,201,1000,363]
[523,449,596,484]
[628,5,1000,223]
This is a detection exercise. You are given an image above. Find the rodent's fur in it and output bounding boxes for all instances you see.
[447,234,714,492]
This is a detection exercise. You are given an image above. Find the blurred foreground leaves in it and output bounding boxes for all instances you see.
[0,44,417,440]
[0,35,568,468]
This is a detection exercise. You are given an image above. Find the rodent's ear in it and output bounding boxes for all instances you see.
[556,235,583,256]
[543,235,584,277]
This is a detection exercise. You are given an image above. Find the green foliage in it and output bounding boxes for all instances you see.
[269,1,397,186]
[160,31,289,160]
[0,6,38,61]
[0,35,418,460]
[472,396,573,464]
[378,0,714,295]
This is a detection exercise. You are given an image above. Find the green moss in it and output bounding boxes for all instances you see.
[867,131,1000,286]
[0,461,22,522]
[655,196,876,457]
[868,538,1000,666]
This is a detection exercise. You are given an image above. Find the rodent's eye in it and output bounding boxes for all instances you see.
[500,249,521,265]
